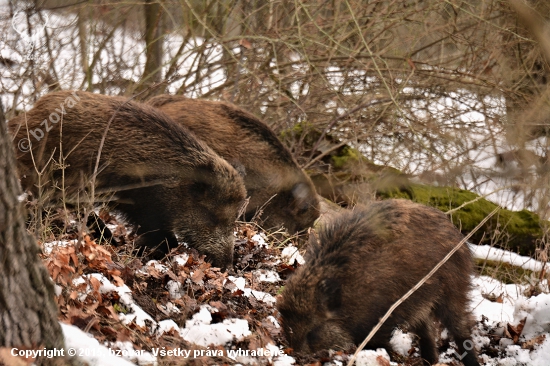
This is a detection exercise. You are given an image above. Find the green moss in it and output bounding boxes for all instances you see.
[475,258,534,285]
[279,121,316,141]
[384,184,546,256]
[114,303,129,314]
[377,184,415,200]
[291,127,545,256]
[331,146,362,169]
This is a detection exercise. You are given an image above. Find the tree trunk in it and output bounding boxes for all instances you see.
[77,5,91,90]
[138,0,164,96]
[0,101,65,363]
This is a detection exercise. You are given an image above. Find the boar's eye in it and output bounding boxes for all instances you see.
[296,204,310,215]
[190,181,209,197]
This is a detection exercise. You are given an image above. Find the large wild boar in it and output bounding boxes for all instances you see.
[9,91,246,269]
[277,199,480,366]
[147,95,320,233]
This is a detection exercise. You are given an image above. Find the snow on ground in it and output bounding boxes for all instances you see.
[280,245,305,265]
[515,293,550,340]
[471,275,519,324]
[354,349,393,366]
[389,329,414,357]
[61,323,152,366]
[43,239,78,254]
[44,232,296,366]
[380,271,550,365]
[253,269,282,283]
[72,268,263,347]
[73,273,155,327]
[48,231,550,366]
[177,305,251,347]
[226,275,277,306]
[467,276,550,365]
[469,243,548,273]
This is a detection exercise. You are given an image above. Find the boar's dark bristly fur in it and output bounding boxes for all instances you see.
[278,199,480,366]
[9,91,246,269]
[147,95,320,233]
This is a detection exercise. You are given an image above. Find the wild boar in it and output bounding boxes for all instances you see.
[147,95,320,233]
[277,199,480,366]
[9,91,246,269]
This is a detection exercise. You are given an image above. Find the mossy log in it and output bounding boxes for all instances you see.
[382,184,546,256]
[284,124,547,256]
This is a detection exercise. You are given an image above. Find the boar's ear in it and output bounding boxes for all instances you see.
[291,182,313,210]
[317,278,342,311]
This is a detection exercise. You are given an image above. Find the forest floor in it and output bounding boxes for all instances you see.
[20,209,550,365]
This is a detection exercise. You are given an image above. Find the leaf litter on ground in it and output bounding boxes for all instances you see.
[35,211,550,366]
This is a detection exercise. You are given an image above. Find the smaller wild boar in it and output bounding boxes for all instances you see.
[9,91,247,269]
[278,199,480,366]
[147,95,320,233]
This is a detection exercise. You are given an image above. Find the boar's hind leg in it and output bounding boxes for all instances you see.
[86,212,117,245]
[435,305,480,366]
[135,229,178,258]
[116,188,179,258]
[413,320,438,366]
[451,332,480,366]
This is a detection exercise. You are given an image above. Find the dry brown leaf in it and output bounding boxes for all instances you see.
[374,355,390,366]
[156,303,171,316]
[50,265,61,282]
[68,248,78,267]
[522,334,546,350]
[239,39,252,49]
[111,275,124,287]
[98,305,119,321]
[209,301,227,311]
[508,318,526,343]
[191,269,205,284]
[89,276,101,293]
[165,270,178,282]
[146,265,163,279]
